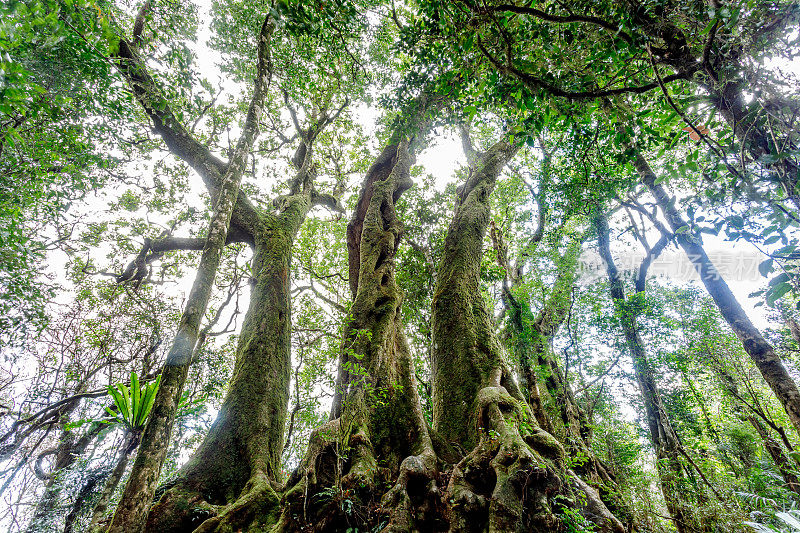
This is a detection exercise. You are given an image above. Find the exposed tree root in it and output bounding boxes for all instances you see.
[446,382,624,533]
[379,446,443,532]
[193,474,281,533]
[145,483,219,532]
[144,473,282,533]
[275,390,445,532]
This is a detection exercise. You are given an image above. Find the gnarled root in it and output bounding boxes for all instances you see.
[379,448,445,532]
[144,484,220,533]
[570,471,626,533]
[145,475,281,533]
[446,385,622,533]
[277,412,447,533]
[276,419,384,532]
[192,474,281,533]
[447,386,563,532]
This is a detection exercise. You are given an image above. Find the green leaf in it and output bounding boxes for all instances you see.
[131,371,141,423]
[110,384,130,424]
[769,273,791,286]
[767,282,793,305]
[758,258,773,277]
[138,375,161,427]
[121,383,133,423]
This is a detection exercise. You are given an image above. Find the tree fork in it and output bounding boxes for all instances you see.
[107,14,274,533]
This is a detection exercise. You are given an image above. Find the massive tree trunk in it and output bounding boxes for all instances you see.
[144,198,313,533]
[142,109,339,530]
[431,135,623,532]
[595,212,710,533]
[276,93,451,533]
[107,14,275,533]
[278,138,440,532]
[331,90,448,419]
[629,148,800,438]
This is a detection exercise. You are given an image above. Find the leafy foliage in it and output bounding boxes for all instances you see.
[105,372,161,431]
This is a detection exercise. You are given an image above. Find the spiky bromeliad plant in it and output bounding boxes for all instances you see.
[106,372,161,432]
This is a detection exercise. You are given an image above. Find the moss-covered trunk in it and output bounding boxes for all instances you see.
[431,139,520,449]
[108,135,250,533]
[144,198,312,533]
[274,137,443,532]
[430,136,623,532]
[595,213,710,533]
[108,16,274,533]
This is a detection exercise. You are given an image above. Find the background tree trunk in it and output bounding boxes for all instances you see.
[631,147,800,439]
[596,212,711,533]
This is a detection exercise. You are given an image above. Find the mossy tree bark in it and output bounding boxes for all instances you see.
[491,224,633,527]
[103,2,351,529]
[278,136,441,532]
[142,104,345,533]
[107,14,275,533]
[331,91,448,419]
[595,212,711,533]
[431,132,623,532]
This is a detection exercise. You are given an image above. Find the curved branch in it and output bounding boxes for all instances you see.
[116,232,250,287]
[477,37,698,100]
[488,3,634,44]
[114,33,262,238]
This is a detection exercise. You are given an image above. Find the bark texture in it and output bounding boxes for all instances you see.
[431,135,623,532]
[278,139,440,532]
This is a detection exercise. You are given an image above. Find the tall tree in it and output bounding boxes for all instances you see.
[431,128,623,531]
[595,211,710,533]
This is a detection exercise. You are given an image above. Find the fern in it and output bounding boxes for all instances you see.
[105,371,161,431]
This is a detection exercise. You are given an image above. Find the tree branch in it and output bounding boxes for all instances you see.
[477,37,698,100]
[488,3,634,44]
